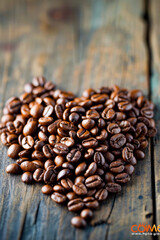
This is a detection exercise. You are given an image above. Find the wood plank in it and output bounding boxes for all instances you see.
[0,0,153,239]
[150,0,160,231]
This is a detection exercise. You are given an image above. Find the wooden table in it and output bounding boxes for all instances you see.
[0,0,159,239]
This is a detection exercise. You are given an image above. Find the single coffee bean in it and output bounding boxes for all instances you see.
[53,185,66,193]
[57,169,70,181]
[68,198,84,212]
[110,133,126,149]
[107,123,121,134]
[122,147,134,162]
[124,164,135,175]
[61,178,73,190]
[74,176,85,184]
[84,162,97,177]
[60,137,75,147]
[66,192,78,200]
[80,209,93,220]
[21,172,33,184]
[44,168,56,185]
[20,161,37,172]
[66,149,81,163]
[7,143,21,159]
[73,183,87,195]
[109,159,124,173]
[82,119,95,130]
[95,188,108,201]
[75,162,87,176]
[71,216,87,228]
[94,152,105,166]
[77,128,90,139]
[115,172,130,183]
[85,175,102,188]
[106,182,122,193]
[6,163,21,174]
[83,197,99,209]
[53,143,69,155]
[22,136,34,150]
[41,185,53,195]
[134,150,145,160]
[51,192,67,203]
[82,138,98,148]
[33,168,45,182]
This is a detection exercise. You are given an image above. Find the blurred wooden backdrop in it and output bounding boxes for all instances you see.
[0,0,160,239]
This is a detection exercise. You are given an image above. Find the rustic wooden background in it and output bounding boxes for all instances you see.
[0,0,159,239]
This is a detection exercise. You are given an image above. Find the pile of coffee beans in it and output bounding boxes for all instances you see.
[0,77,157,228]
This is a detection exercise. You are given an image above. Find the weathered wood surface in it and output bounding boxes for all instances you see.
[0,0,158,239]
[150,0,160,231]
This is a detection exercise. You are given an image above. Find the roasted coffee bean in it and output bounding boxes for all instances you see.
[49,135,61,146]
[32,160,44,169]
[66,149,81,163]
[124,164,135,175]
[102,108,115,120]
[7,143,21,159]
[55,104,64,119]
[60,137,75,147]
[134,150,145,159]
[109,159,124,173]
[74,176,85,184]
[54,155,64,167]
[21,172,33,184]
[118,101,132,111]
[71,216,87,228]
[86,109,100,119]
[66,192,78,200]
[6,163,21,174]
[69,113,80,124]
[23,121,37,136]
[95,188,108,201]
[33,168,45,182]
[73,183,87,195]
[39,117,53,126]
[43,144,55,159]
[41,185,53,195]
[84,162,97,177]
[122,147,134,162]
[61,178,73,190]
[53,143,69,155]
[75,162,87,176]
[44,159,55,170]
[62,162,74,170]
[85,175,102,188]
[104,151,115,162]
[110,134,126,149]
[77,128,90,139]
[48,119,61,134]
[106,182,122,193]
[94,152,105,166]
[44,168,56,185]
[83,197,99,209]
[53,185,65,193]
[80,209,93,220]
[8,99,21,114]
[68,198,84,212]
[107,123,121,134]
[105,172,115,183]
[82,119,95,130]
[20,161,37,172]
[30,104,44,118]
[82,138,98,148]
[22,136,34,149]
[115,173,130,183]
[57,169,70,181]
[51,192,67,203]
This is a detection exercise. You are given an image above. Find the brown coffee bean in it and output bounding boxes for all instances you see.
[134,150,145,159]
[82,138,98,148]
[71,216,87,228]
[77,128,90,139]
[80,209,93,220]
[60,137,75,147]
[107,123,121,134]
[41,185,53,195]
[57,169,70,181]
[61,178,73,190]
[102,108,115,120]
[66,192,78,200]
[109,159,124,173]
[110,133,126,149]
[84,162,97,177]
[68,198,84,212]
[53,143,69,155]
[30,104,44,118]
[86,109,100,119]
[94,152,105,166]
[118,101,132,111]
[115,172,130,183]
[23,121,37,136]
[7,143,21,159]
[53,185,65,193]
[33,168,45,182]
[82,119,95,130]
[48,119,61,134]
[83,197,99,209]
[6,163,21,174]
[106,182,122,193]
[21,172,33,184]
[20,161,37,172]
[74,176,85,184]
[85,175,102,188]
[51,192,67,203]
[124,164,135,175]
[66,149,81,163]
[95,188,108,201]
[22,136,34,150]
[44,168,56,185]
[75,162,87,176]
[73,183,87,195]
[122,147,134,162]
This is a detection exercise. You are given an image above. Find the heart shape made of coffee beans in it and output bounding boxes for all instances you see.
[1,76,157,228]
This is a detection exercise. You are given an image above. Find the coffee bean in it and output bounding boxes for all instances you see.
[22,136,34,149]
[94,152,105,166]
[33,168,45,182]
[20,161,37,172]
[57,169,70,181]
[53,143,69,155]
[82,138,98,148]
[53,185,65,193]
[83,197,99,209]
[85,175,102,188]
[82,119,95,130]
[80,209,93,220]
[95,188,108,201]
[106,182,122,193]
[7,143,21,159]
[21,172,33,184]
[66,149,81,163]
[73,183,87,195]
[109,159,124,173]
[102,108,115,120]
[41,185,53,195]
[115,173,130,183]
[74,176,85,184]
[51,192,67,203]
[6,163,21,174]
[44,168,56,185]
[84,162,97,177]
[110,133,126,149]
[71,216,87,228]
[77,128,90,139]
[86,109,100,119]
[66,192,78,200]
[61,178,73,190]
[60,137,75,147]
[107,123,121,134]
[75,162,87,176]
[68,198,84,212]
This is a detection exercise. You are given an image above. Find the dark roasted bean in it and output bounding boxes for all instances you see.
[33,168,45,182]
[6,163,21,174]
[41,185,53,195]
[85,175,102,188]
[95,188,108,201]
[83,197,99,209]
[73,183,87,195]
[21,172,33,184]
[68,198,84,212]
[106,182,122,193]
[51,192,67,203]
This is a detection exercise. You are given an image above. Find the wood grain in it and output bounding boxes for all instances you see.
[150,0,160,230]
[0,0,155,239]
